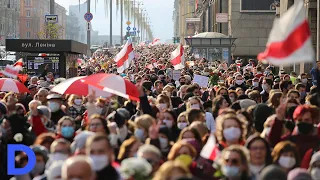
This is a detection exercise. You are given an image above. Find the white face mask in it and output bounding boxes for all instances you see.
[301,78,308,84]
[90,155,109,171]
[163,119,173,128]
[50,153,69,161]
[177,122,188,130]
[311,167,320,180]
[229,97,235,103]
[278,156,296,169]
[191,104,200,110]
[252,82,259,87]
[159,137,168,149]
[203,72,209,76]
[118,125,128,142]
[223,127,241,141]
[157,103,168,112]
[236,80,244,85]
[109,134,119,148]
[74,99,82,106]
[48,102,60,112]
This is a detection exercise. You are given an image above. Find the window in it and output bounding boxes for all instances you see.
[26,32,30,38]
[240,0,276,12]
[26,10,31,17]
[26,20,30,28]
[25,0,31,6]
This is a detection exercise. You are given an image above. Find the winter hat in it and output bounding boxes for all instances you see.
[239,99,256,110]
[31,145,49,162]
[253,104,274,133]
[6,114,27,135]
[159,126,171,140]
[117,108,131,121]
[37,105,51,119]
[260,165,287,180]
[288,168,312,180]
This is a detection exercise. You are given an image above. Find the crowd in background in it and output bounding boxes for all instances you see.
[1,44,320,180]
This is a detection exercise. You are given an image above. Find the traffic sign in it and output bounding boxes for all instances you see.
[126,21,131,25]
[126,26,131,31]
[137,30,140,33]
[129,31,136,36]
[86,22,91,31]
[133,27,136,31]
[84,12,93,22]
[45,15,58,23]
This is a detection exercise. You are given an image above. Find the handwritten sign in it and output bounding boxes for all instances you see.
[172,70,181,81]
[193,74,209,88]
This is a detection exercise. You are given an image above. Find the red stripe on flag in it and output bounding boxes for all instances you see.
[258,20,310,60]
[208,147,217,160]
[116,44,134,67]
[171,45,183,66]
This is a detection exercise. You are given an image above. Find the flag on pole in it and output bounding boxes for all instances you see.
[200,134,219,161]
[170,44,185,70]
[1,65,19,79]
[114,38,134,73]
[13,58,23,71]
[257,0,314,66]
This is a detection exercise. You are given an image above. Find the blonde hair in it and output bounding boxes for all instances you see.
[68,94,82,107]
[134,114,155,133]
[177,112,189,124]
[216,113,246,142]
[167,141,197,161]
[153,161,192,180]
[186,96,203,110]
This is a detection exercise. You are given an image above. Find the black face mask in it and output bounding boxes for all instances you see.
[180,82,186,85]
[297,122,313,135]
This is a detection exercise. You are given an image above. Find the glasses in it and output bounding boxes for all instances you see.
[89,123,102,128]
[224,158,240,165]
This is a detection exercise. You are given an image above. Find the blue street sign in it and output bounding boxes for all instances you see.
[84,12,93,22]
[137,30,140,33]
[126,26,131,31]
[129,31,136,36]
[133,27,136,31]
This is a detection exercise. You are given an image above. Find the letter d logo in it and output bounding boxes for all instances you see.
[7,144,36,175]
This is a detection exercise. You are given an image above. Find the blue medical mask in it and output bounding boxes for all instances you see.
[61,126,75,138]
[134,128,145,141]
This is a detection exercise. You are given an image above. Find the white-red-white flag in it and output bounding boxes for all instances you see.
[150,38,161,46]
[200,134,219,161]
[13,58,23,71]
[1,65,19,79]
[170,44,185,70]
[114,39,134,73]
[257,0,314,66]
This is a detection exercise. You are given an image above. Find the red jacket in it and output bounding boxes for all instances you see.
[269,119,319,159]
[29,115,47,136]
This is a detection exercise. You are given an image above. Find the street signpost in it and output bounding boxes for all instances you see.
[84,12,93,22]
[137,30,140,33]
[133,27,136,31]
[216,13,228,23]
[86,22,91,31]
[129,31,136,36]
[45,15,58,23]
[126,26,131,31]
[126,21,131,26]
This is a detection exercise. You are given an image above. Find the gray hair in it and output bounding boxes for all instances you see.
[137,144,162,161]
[29,100,41,107]
[61,155,94,179]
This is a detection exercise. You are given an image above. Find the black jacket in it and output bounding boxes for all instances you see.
[96,165,120,180]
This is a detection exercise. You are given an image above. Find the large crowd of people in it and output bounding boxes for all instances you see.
[1,43,320,180]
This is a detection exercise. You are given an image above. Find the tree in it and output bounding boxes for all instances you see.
[38,23,64,39]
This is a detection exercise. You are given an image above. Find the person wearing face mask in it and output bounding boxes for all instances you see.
[214,114,246,154]
[307,151,320,180]
[232,74,247,92]
[86,134,121,180]
[215,145,251,180]
[269,105,319,159]
[46,161,64,180]
[61,155,96,180]
[134,114,155,142]
[271,141,300,173]
[3,92,18,116]
[261,78,273,103]
[67,95,86,129]
[177,112,189,130]
[47,94,66,125]
[46,139,71,169]
[28,146,49,180]
[300,73,312,92]
[56,116,76,142]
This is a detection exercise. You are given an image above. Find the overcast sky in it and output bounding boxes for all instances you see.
[55,0,174,41]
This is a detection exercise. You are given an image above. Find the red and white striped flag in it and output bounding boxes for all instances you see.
[170,44,185,70]
[200,134,219,161]
[257,0,314,66]
[150,38,161,46]
[114,38,134,73]
[13,58,23,71]
[1,65,19,79]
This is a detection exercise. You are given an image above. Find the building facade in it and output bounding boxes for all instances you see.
[0,0,20,45]
[69,2,89,44]
[19,0,66,40]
